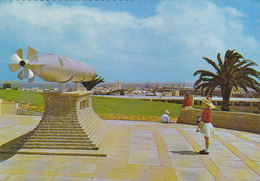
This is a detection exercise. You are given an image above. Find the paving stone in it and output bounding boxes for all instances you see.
[175,167,215,181]
[92,178,131,181]
[221,167,260,180]
[129,130,160,166]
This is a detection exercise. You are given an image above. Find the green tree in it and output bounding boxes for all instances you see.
[193,49,260,111]
[3,83,12,89]
[81,75,104,91]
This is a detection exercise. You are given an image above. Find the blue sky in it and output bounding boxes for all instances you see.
[0,0,259,83]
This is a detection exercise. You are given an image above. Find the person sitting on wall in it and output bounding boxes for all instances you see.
[161,110,176,123]
[182,93,193,111]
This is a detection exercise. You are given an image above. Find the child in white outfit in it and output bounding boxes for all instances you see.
[196,96,215,154]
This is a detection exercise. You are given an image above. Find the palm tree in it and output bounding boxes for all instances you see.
[194,49,260,111]
[81,75,104,91]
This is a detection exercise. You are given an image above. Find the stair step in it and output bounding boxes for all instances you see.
[21,145,99,150]
[34,128,84,131]
[40,121,79,124]
[37,124,81,128]
[23,142,95,146]
[42,117,78,121]
[28,136,90,140]
[30,133,89,137]
[23,139,92,143]
[31,130,85,134]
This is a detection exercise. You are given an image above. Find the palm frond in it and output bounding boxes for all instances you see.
[244,61,258,68]
[224,50,243,68]
[217,53,223,68]
[193,70,218,77]
[81,75,104,90]
[235,59,250,68]
[202,57,221,73]
[194,82,210,91]
[240,67,260,79]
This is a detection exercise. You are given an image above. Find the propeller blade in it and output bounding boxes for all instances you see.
[28,69,34,79]
[29,55,38,63]
[28,75,35,83]
[27,46,38,61]
[16,48,23,60]
[11,54,22,63]
[23,68,30,79]
[18,69,25,80]
[8,63,21,72]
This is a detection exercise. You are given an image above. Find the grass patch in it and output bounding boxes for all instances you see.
[0,90,182,121]
[0,89,44,106]
[92,96,182,121]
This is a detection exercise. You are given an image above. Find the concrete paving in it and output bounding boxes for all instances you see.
[0,115,259,181]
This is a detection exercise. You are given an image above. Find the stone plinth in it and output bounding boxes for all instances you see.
[16,91,109,153]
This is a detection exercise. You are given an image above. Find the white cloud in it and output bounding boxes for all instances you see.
[0,0,259,82]
[225,7,243,18]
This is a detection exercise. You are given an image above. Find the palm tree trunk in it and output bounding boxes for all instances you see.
[222,98,230,111]
[221,87,231,111]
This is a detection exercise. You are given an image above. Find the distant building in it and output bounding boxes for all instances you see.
[115,80,121,89]
[172,90,179,96]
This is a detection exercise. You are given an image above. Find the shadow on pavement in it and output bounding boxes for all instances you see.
[0,131,32,162]
[170,150,197,155]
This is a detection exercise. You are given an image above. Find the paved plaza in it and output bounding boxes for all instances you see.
[0,115,259,181]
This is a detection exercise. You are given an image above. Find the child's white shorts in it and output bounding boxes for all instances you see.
[200,123,215,138]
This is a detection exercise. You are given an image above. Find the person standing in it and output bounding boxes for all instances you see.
[196,96,215,154]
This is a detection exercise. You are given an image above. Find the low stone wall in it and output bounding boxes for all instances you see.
[0,99,2,115]
[1,102,18,115]
[177,109,260,134]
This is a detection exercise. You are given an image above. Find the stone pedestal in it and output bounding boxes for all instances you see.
[15,91,109,155]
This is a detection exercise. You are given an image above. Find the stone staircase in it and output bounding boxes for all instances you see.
[15,117,97,150]
[12,91,109,152]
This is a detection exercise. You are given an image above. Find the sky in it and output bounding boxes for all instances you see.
[0,0,260,83]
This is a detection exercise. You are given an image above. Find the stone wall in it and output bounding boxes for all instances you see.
[0,99,18,115]
[177,109,260,134]
[1,102,18,115]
